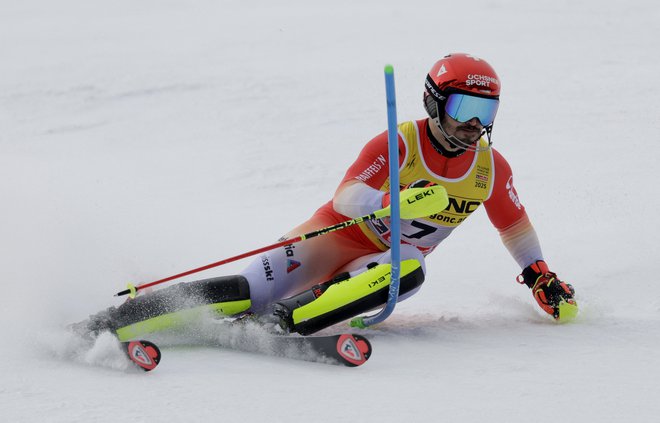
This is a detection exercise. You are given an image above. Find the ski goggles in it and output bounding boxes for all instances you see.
[444,93,499,126]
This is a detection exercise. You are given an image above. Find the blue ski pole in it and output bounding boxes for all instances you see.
[351,64,401,328]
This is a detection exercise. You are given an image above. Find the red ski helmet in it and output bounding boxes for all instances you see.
[424,53,501,150]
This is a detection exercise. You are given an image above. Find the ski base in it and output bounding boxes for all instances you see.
[121,340,161,371]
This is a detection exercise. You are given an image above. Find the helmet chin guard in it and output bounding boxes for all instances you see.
[433,114,493,153]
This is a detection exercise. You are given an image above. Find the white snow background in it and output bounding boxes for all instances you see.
[1,0,659,422]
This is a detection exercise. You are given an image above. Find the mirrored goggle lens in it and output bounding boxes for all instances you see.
[444,94,499,126]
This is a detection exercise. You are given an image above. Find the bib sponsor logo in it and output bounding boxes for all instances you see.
[427,197,481,225]
[475,165,489,189]
[429,213,466,225]
[446,197,481,214]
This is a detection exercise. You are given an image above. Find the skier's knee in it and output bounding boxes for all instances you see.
[399,244,426,275]
[274,259,425,335]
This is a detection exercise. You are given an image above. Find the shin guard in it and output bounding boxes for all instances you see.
[78,275,251,341]
[274,259,424,335]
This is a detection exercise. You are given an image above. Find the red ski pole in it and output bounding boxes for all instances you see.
[114,185,448,298]
[115,210,385,297]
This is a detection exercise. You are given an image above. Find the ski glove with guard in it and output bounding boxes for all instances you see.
[517,260,577,321]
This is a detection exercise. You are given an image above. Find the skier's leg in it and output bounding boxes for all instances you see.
[239,213,382,313]
[333,244,427,301]
[273,244,426,335]
[72,275,253,341]
[73,213,378,341]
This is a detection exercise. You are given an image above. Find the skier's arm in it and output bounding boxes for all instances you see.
[495,215,544,269]
[333,131,405,218]
[484,149,577,320]
[483,149,543,269]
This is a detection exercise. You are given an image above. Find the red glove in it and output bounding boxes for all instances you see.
[517,260,577,320]
[382,179,437,208]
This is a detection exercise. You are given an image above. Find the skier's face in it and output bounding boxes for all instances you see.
[440,114,483,145]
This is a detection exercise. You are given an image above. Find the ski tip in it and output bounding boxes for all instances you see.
[336,334,372,367]
[384,64,394,74]
[123,340,161,372]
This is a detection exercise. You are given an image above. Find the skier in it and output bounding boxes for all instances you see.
[76,53,577,341]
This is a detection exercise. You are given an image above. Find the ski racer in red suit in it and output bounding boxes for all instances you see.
[239,53,578,333]
[75,53,577,341]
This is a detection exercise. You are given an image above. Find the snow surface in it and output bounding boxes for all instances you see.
[2,0,660,421]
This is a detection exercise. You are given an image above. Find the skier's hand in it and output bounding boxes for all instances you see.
[517,260,578,321]
[382,179,436,208]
